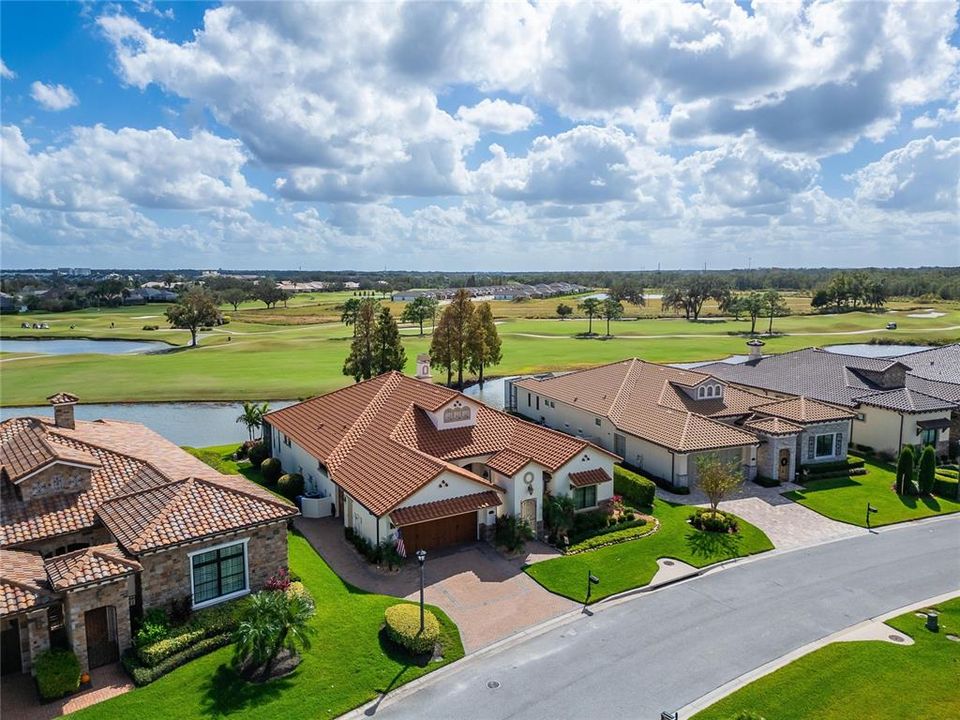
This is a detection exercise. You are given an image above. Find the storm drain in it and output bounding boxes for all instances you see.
[487,681,501,689]
[888,634,905,643]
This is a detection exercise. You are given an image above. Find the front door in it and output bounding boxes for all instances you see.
[520,498,537,529]
[1,619,21,675]
[777,448,791,482]
[85,606,118,669]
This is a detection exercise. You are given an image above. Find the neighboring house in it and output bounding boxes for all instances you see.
[700,345,959,458]
[509,359,854,491]
[263,361,618,553]
[0,394,297,676]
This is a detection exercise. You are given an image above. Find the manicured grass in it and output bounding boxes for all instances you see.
[784,457,960,527]
[692,597,960,720]
[525,500,773,603]
[2,301,957,405]
[70,532,464,720]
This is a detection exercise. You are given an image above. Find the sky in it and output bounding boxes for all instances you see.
[1,0,958,271]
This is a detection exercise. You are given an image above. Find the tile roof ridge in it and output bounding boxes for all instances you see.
[100,475,189,506]
[264,372,393,421]
[328,372,406,470]
[852,386,957,409]
[0,576,50,595]
[194,475,297,511]
[88,544,142,571]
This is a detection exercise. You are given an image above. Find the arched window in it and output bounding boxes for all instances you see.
[706,385,714,398]
[698,387,706,398]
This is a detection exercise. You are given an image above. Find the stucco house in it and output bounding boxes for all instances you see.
[508,358,854,490]
[700,345,959,458]
[1,393,297,676]
[263,361,618,553]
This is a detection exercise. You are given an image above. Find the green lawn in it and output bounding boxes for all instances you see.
[70,532,464,720]
[692,596,960,720]
[784,458,960,527]
[525,500,773,603]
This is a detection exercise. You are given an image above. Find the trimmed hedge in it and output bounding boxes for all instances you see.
[135,601,243,667]
[614,465,656,508]
[278,472,305,500]
[35,649,81,700]
[690,508,739,533]
[384,604,439,655]
[247,441,269,469]
[123,633,233,686]
[805,456,865,476]
[933,476,959,500]
[565,520,652,554]
[260,457,283,484]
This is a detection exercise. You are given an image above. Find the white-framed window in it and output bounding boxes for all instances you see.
[814,433,837,459]
[188,538,250,609]
[698,387,706,398]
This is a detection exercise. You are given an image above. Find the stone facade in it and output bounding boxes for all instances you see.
[138,521,288,612]
[21,526,114,559]
[797,421,851,467]
[24,608,51,674]
[63,579,133,673]
[15,464,92,502]
[756,434,799,483]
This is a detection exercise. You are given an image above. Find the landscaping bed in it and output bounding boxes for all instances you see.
[692,596,960,720]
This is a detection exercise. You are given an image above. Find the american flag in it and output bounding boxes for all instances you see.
[395,529,406,558]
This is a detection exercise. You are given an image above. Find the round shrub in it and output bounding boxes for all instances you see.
[246,441,268,469]
[35,649,81,700]
[383,604,440,655]
[260,457,282,485]
[278,473,305,500]
[690,508,739,533]
[286,581,314,607]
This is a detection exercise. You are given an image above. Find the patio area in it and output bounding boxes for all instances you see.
[0,662,132,720]
[294,517,577,652]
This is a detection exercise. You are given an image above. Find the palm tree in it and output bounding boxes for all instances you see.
[578,297,602,335]
[236,401,268,441]
[234,590,315,677]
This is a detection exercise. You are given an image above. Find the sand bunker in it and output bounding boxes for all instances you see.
[906,309,945,318]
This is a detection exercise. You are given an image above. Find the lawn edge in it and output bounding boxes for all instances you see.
[782,489,960,528]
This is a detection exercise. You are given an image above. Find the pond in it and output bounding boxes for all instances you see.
[0,338,171,355]
[0,401,295,447]
[462,376,515,410]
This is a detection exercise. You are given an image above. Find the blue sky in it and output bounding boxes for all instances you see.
[1,1,958,270]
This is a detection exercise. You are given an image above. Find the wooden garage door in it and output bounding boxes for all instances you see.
[401,512,476,552]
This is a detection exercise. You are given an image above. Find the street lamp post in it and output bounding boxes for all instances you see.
[416,549,427,632]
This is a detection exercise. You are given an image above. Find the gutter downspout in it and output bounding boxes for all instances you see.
[671,452,675,486]
[898,412,904,455]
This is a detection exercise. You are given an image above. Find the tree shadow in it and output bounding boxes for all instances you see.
[199,661,295,716]
[684,528,743,559]
[377,627,433,669]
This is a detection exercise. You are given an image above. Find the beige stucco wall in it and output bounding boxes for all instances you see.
[138,521,288,612]
[852,406,952,456]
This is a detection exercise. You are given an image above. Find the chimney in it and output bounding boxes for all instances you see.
[47,392,79,429]
[746,339,765,361]
[415,353,433,383]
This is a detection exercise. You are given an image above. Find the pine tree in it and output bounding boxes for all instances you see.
[372,307,406,376]
[431,289,474,388]
[342,299,377,382]
[896,445,915,495]
[917,444,937,495]
[429,311,455,386]
[468,302,502,389]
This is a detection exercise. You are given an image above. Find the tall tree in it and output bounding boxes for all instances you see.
[221,287,250,311]
[430,289,474,388]
[764,290,789,334]
[236,401,269,441]
[400,296,439,336]
[896,445,915,495]
[340,297,363,336]
[468,301,502,389]
[429,309,455,386]
[661,286,688,319]
[609,279,646,308]
[372,307,407,376]
[695,453,743,513]
[165,286,221,347]
[917,444,937,495]
[601,298,624,336]
[556,302,573,320]
[741,292,766,334]
[342,299,378,382]
[578,297,602,334]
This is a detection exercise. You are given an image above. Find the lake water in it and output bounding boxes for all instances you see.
[0,401,295,447]
[462,376,514,410]
[0,338,170,355]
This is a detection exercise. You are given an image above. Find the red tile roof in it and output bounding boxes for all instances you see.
[1,549,56,617]
[0,420,100,483]
[44,543,141,591]
[568,468,612,487]
[389,491,501,526]
[266,372,608,516]
[46,392,79,405]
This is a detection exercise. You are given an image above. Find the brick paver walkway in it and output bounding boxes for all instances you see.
[1,662,132,720]
[660,482,866,549]
[294,518,576,652]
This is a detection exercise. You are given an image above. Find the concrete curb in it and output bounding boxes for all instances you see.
[675,590,960,718]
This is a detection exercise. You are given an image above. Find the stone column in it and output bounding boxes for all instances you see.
[674,453,689,489]
[23,610,50,674]
[741,445,758,481]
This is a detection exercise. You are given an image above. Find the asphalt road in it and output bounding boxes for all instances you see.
[368,516,960,720]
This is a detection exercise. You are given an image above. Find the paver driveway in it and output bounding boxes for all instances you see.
[295,518,576,652]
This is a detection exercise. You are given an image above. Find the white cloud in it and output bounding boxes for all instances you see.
[30,81,78,111]
[0,124,263,211]
[848,136,960,212]
[1,59,15,80]
[455,99,537,134]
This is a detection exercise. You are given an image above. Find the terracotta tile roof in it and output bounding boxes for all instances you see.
[485,449,531,476]
[516,359,760,453]
[852,388,957,413]
[44,543,141,591]
[46,392,79,405]
[266,372,604,516]
[98,477,297,554]
[743,416,803,437]
[389,491,502,526]
[752,396,854,423]
[568,468,613,487]
[0,419,100,483]
[1,549,56,617]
